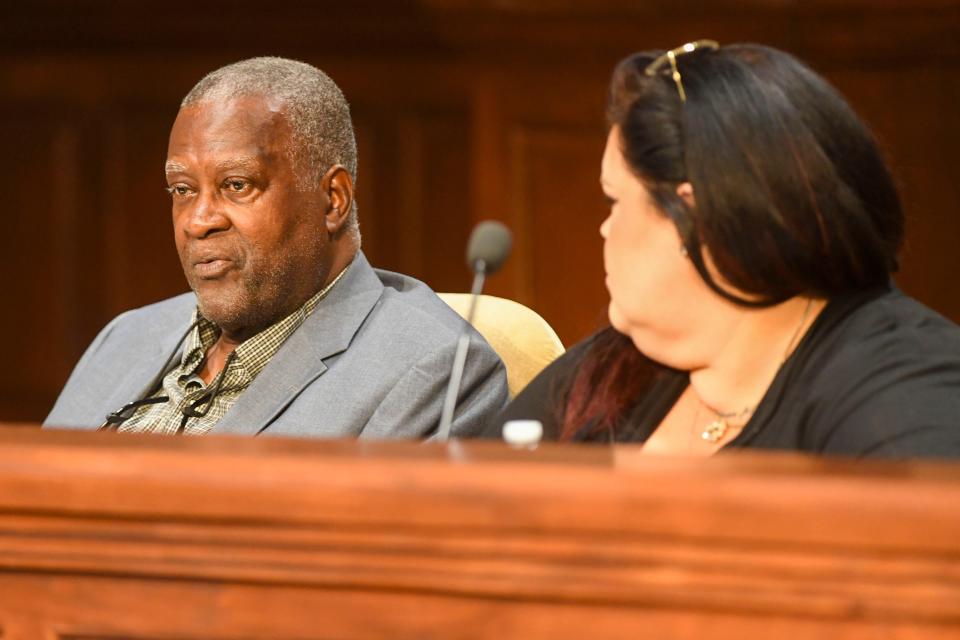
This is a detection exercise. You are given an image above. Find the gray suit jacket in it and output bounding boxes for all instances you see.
[44,253,508,438]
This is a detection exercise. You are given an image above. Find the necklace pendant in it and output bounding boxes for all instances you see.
[701,418,728,443]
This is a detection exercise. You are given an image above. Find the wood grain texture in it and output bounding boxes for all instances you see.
[0,0,958,422]
[0,427,957,638]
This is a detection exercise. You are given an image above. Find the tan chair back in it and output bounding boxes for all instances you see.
[439,293,565,397]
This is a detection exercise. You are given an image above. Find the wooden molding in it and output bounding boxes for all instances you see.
[0,427,957,637]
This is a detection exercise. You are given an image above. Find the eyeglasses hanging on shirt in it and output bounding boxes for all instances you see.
[100,319,239,434]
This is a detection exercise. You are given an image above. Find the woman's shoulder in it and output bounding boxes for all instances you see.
[810,285,960,372]
[485,327,645,440]
[480,329,609,439]
[790,285,960,457]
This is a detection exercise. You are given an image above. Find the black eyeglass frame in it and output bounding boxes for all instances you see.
[100,320,241,434]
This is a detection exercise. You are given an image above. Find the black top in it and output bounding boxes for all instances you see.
[490,285,960,458]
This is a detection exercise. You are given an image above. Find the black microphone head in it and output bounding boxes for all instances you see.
[466,220,512,275]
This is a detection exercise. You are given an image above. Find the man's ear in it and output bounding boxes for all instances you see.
[676,182,695,209]
[320,164,354,234]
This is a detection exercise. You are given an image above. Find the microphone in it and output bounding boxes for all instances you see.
[466,220,512,276]
[436,221,512,440]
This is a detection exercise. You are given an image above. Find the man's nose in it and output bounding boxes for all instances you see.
[181,189,230,239]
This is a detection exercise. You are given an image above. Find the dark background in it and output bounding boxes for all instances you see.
[1,0,958,421]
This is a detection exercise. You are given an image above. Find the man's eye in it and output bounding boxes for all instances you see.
[166,184,193,197]
[224,179,249,192]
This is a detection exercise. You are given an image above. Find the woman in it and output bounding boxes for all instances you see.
[494,41,960,457]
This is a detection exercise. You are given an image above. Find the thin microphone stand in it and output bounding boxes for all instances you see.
[436,259,486,441]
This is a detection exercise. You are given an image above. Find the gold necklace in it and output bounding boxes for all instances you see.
[693,298,815,445]
[699,405,753,443]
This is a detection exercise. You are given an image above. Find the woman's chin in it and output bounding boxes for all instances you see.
[607,302,631,335]
[608,304,649,352]
[608,309,685,369]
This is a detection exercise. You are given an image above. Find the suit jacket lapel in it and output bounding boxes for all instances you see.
[104,313,195,418]
[212,253,384,436]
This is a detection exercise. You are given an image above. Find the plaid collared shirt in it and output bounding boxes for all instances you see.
[119,265,350,435]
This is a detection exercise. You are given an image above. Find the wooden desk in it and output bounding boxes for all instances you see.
[0,426,957,639]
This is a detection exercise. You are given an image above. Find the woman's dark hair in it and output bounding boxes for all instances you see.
[563,43,904,440]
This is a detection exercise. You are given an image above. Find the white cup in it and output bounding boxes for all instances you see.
[502,419,543,449]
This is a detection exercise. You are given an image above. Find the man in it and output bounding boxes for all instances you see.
[45,57,507,438]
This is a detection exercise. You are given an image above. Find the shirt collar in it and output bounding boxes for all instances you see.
[181,260,353,379]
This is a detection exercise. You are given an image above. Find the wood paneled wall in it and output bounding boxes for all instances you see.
[1,0,958,421]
